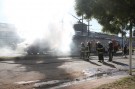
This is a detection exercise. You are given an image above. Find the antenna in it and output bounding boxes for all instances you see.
[69,13,82,23]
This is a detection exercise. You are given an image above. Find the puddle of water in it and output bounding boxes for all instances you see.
[15,80,40,84]
[82,68,128,78]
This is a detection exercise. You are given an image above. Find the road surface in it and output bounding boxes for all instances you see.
[0,54,135,89]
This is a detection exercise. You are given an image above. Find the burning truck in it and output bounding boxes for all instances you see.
[26,39,51,55]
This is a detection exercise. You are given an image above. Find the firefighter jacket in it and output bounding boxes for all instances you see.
[86,45,91,52]
[97,44,104,54]
[108,42,113,52]
[81,45,85,52]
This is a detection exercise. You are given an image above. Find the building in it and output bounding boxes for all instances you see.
[72,22,123,53]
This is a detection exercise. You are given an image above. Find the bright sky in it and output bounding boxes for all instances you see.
[0,0,104,54]
[0,0,102,32]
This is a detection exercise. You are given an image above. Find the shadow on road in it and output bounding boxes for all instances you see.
[103,62,116,68]
[14,55,79,81]
[88,60,101,66]
[112,61,129,66]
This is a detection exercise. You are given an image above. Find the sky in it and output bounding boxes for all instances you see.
[0,0,122,55]
[0,0,102,33]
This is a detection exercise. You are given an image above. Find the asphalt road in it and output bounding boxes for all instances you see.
[0,54,135,89]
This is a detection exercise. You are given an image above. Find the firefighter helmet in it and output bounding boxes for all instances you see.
[81,42,84,45]
[108,41,112,44]
[96,41,100,44]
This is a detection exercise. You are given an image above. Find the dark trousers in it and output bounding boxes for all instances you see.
[80,52,85,59]
[86,52,90,58]
[98,54,104,61]
[109,51,113,61]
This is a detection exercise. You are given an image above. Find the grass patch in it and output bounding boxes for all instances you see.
[93,76,135,89]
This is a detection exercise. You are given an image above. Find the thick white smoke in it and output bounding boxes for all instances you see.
[2,0,75,56]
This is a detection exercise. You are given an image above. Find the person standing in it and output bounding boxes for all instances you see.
[86,41,91,59]
[80,42,85,59]
[96,42,104,62]
[123,44,128,58]
[108,41,113,62]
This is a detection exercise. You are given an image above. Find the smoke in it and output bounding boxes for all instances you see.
[0,47,26,57]
[2,0,75,56]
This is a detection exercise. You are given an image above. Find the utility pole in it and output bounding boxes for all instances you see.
[88,20,90,37]
[122,31,124,50]
[87,19,92,38]
[82,15,84,35]
[121,30,125,54]
[129,22,132,75]
[129,0,133,75]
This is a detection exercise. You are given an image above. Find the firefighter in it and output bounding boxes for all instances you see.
[108,41,113,62]
[96,41,104,62]
[86,41,91,60]
[80,42,85,59]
